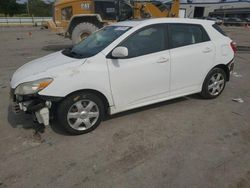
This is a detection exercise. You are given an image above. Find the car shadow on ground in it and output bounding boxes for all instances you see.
[51,95,204,135]
[7,104,76,136]
[104,96,193,120]
[7,105,34,129]
[7,94,202,136]
[186,93,204,100]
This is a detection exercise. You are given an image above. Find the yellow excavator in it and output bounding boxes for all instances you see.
[48,0,180,44]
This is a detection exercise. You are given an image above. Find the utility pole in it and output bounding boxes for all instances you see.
[26,0,30,16]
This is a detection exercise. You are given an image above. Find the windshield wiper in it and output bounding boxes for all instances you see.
[62,48,83,59]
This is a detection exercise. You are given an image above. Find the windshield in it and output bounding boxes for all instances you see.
[62,26,131,59]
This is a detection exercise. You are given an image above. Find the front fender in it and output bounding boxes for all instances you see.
[39,56,114,106]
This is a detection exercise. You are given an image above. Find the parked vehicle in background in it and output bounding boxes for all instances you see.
[206,17,223,25]
[48,0,180,44]
[10,18,236,135]
[209,7,250,24]
[198,17,223,25]
[242,17,250,23]
[223,17,243,26]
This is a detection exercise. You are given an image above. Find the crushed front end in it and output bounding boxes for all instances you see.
[10,78,61,126]
[11,90,52,126]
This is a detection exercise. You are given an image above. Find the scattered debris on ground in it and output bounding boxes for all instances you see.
[232,98,244,103]
[16,37,24,40]
[233,72,243,78]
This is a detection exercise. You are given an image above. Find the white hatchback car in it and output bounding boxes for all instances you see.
[10,18,236,134]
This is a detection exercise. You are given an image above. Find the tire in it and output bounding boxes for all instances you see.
[71,22,98,45]
[57,92,104,135]
[200,68,227,99]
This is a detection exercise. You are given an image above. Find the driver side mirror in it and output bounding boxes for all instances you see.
[112,46,128,58]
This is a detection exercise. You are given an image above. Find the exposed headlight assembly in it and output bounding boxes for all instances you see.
[15,78,53,95]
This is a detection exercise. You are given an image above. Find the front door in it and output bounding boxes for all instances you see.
[107,24,171,111]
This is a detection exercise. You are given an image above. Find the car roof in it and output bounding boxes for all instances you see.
[112,18,215,27]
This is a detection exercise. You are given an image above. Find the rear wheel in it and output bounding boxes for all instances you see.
[201,68,226,99]
[71,22,98,45]
[57,92,104,135]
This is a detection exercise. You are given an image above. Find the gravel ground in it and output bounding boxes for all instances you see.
[0,26,249,188]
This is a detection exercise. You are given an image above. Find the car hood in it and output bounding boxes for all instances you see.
[11,51,84,88]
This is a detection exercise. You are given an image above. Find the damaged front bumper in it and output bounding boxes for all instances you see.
[10,89,62,126]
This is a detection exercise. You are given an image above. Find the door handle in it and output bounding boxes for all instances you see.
[203,47,212,53]
[157,57,169,63]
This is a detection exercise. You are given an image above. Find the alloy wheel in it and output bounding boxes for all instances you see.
[208,73,225,96]
[67,100,99,131]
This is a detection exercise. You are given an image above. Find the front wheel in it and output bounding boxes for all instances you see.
[201,68,227,99]
[71,22,98,45]
[57,92,104,135]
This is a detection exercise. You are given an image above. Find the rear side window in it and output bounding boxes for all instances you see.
[169,24,210,49]
[212,24,227,36]
[119,24,167,58]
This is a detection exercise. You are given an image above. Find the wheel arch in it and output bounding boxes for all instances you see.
[201,63,230,91]
[213,64,230,81]
[67,14,103,37]
[64,89,111,115]
[200,64,229,99]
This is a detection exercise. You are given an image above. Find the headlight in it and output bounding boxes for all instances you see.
[15,78,53,95]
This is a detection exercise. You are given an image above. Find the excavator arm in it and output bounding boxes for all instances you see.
[132,0,180,19]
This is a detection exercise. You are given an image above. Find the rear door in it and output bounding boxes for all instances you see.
[168,23,215,95]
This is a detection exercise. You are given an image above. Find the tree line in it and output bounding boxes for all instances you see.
[0,0,53,17]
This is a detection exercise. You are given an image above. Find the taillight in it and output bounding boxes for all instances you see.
[230,41,237,53]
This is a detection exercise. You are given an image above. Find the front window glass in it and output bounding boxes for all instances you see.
[119,24,167,58]
[63,26,131,59]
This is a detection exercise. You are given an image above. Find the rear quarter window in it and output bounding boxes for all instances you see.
[212,24,227,36]
[169,24,210,49]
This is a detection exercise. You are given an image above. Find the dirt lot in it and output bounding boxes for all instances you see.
[0,26,250,188]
